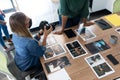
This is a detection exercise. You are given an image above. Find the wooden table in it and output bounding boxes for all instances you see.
[40,14,120,80]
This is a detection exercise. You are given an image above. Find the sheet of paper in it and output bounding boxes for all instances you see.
[105,14,120,26]
[48,68,71,80]
[85,53,115,79]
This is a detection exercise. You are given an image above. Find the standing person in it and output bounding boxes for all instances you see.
[0,9,12,50]
[9,12,52,73]
[54,0,94,34]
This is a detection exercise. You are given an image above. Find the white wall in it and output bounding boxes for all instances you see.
[16,0,59,28]
[3,0,59,36]
[106,0,115,13]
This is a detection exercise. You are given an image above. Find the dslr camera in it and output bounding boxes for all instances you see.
[38,21,55,31]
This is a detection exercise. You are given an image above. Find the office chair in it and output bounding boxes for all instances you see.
[113,0,120,13]
[5,46,44,80]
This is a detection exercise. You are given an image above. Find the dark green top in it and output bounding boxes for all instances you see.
[58,0,89,18]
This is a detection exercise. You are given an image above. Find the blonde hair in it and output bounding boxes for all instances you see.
[9,12,32,38]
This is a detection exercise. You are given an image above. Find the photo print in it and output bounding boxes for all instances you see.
[85,39,110,54]
[52,44,66,55]
[44,47,54,60]
[44,56,71,73]
[65,40,87,59]
[75,28,96,41]
[43,44,66,60]
[85,53,115,79]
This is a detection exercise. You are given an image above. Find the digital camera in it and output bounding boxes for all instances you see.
[38,21,55,30]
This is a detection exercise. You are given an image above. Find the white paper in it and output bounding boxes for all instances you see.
[85,53,115,79]
[48,68,71,80]
[75,28,96,41]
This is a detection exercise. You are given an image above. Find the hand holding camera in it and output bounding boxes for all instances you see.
[39,20,55,31]
[43,24,53,37]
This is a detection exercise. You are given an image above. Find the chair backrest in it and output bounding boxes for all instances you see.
[113,0,120,13]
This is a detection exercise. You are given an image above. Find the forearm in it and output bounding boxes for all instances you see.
[82,18,87,24]
[81,18,94,26]
[0,20,6,25]
[61,15,68,31]
[42,35,47,46]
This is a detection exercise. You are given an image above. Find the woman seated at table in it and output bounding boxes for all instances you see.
[9,12,52,72]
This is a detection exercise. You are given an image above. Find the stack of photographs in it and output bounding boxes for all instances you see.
[65,40,87,59]
[85,39,110,54]
[44,56,71,73]
[43,44,66,60]
[85,53,115,79]
[75,28,96,41]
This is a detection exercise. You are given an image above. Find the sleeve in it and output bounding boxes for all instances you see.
[27,39,46,57]
[34,34,40,41]
[58,0,69,16]
[80,0,89,18]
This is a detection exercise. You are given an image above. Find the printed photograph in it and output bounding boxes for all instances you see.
[93,63,114,78]
[65,40,87,59]
[75,29,96,41]
[86,54,103,66]
[85,39,110,54]
[52,44,66,55]
[44,56,71,73]
[44,47,54,60]
[43,44,66,60]
[85,53,115,79]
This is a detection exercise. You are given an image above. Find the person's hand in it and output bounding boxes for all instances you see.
[42,25,52,46]
[43,25,53,37]
[53,28,64,35]
[83,21,94,26]
[1,21,6,25]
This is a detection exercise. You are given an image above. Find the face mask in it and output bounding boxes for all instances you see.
[29,19,32,28]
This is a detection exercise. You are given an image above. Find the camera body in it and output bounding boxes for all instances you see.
[38,21,55,31]
[45,23,51,30]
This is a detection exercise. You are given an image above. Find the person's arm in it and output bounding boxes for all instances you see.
[61,15,68,32]
[80,0,94,26]
[53,0,69,34]
[0,20,6,25]
[34,29,43,41]
[0,9,6,25]
[82,18,94,26]
[53,15,68,34]
[0,9,5,17]
[27,40,46,57]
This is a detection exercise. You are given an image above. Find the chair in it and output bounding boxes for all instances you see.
[5,46,44,80]
[0,49,15,80]
[113,0,120,13]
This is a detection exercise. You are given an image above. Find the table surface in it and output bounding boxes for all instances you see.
[40,13,120,80]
